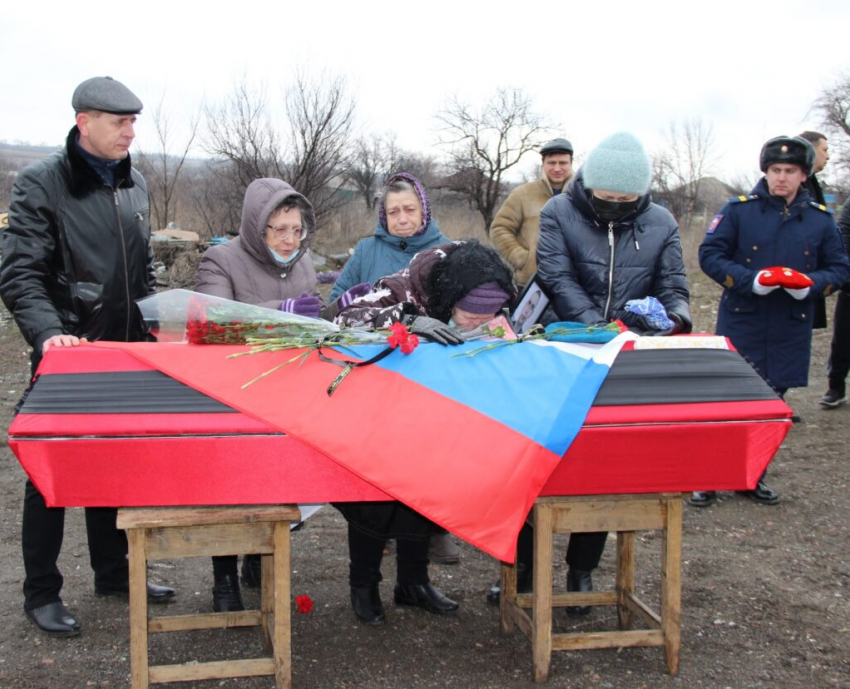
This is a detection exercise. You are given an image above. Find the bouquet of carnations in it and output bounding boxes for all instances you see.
[137,290,405,392]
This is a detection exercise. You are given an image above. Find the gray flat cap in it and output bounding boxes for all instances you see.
[72,76,143,114]
[540,138,574,156]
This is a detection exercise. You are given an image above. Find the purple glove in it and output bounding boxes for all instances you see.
[281,293,321,319]
[337,282,372,310]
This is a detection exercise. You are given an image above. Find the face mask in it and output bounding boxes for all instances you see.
[268,247,300,265]
[591,196,640,222]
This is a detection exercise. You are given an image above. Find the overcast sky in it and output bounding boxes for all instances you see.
[3,0,848,183]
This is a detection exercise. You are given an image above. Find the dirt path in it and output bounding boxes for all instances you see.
[0,282,848,688]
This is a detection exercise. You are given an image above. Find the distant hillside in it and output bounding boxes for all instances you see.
[0,142,60,167]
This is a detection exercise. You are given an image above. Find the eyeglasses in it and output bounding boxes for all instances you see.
[266,225,307,241]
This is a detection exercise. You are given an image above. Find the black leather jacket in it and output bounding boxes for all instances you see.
[0,127,155,368]
[537,171,691,328]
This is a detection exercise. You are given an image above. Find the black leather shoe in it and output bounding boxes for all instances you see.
[95,581,175,604]
[212,574,245,612]
[737,480,779,505]
[26,601,80,638]
[240,554,262,589]
[566,569,593,616]
[486,564,533,605]
[394,583,459,615]
[350,584,385,624]
[689,491,717,507]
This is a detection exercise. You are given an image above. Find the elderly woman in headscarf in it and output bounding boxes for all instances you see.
[330,172,462,563]
[329,172,450,301]
[334,240,517,624]
[195,178,367,612]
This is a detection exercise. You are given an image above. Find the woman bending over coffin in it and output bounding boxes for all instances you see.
[334,240,516,623]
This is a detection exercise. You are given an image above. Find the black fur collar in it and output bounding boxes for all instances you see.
[65,126,135,199]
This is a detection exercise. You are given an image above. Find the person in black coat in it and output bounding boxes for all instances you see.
[820,200,850,408]
[0,77,175,638]
[486,132,692,612]
[799,131,831,330]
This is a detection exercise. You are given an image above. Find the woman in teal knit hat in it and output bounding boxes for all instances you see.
[487,132,692,610]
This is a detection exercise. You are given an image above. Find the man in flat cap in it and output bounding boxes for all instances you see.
[694,135,849,507]
[0,76,175,638]
[491,137,575,289]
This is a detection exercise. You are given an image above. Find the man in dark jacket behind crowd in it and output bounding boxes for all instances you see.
[694,135,849,507]
[0,76,175,638]
[799,131,831,330]
[486,132,692,610]
[820,201,850,408]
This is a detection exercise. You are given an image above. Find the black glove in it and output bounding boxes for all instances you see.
[618,311,654,333]
[408,316,464,345]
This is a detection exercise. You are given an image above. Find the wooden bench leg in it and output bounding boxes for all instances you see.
[261,553,274,652]
[273,522,292,689]
[532,503,554,684]
[616,531,636,630]
[499,559,517,634]
[661,498,682,675]
[128,530,149,689]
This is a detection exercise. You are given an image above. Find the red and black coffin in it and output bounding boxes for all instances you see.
[8,343,791,507]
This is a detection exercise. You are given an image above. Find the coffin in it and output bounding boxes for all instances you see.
[8,342,791,508]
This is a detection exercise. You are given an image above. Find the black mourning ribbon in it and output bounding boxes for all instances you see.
[316,336,396,396]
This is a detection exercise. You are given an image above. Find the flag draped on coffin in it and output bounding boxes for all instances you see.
[101,335,627,561]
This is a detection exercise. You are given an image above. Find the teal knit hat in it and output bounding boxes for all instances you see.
[582,132,651,195]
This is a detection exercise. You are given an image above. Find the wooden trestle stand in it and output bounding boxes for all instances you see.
[117,505,301,689]
[499,493,683,683]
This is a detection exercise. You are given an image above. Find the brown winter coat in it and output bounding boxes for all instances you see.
[195,179,319,310]
[490,173,571,288]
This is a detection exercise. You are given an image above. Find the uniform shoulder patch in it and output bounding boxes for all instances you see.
[808,201,833,214]
[706,214,723,234]
[729,194,758,204]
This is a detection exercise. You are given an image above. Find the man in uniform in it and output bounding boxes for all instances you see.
[490,137,574,288]
[692,136,849,507]
[0,76,175,637]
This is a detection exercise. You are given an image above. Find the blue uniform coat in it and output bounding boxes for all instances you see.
[699,179,849,389]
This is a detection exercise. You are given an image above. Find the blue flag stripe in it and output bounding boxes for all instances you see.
[343,341,611,456]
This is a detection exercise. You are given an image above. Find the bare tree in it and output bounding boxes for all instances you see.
[347,133,403,211]
[284,69,357,221]
[0,152,20,210]
[436,87,554,231]
[187,159,245,239]
[136,97,199,230]
[652,119,717,230]
[203,79,283,187]
[810,72,850,184]
[204,72,357,229]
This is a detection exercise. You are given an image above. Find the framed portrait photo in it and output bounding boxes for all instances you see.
[510,273,551,334]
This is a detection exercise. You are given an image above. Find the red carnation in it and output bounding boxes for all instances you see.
[400,334,419,354]
[295,594,313,614]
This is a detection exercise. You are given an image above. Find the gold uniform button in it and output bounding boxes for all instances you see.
[746,258,751,263]
[752,246,758,251]
[802,313,807,319]
[804,251,810,256]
